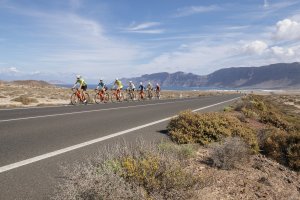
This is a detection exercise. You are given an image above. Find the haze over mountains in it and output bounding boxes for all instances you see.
[121,63,300,89]
[1,63,299,89]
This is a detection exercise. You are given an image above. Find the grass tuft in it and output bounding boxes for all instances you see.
[11,95,38,105]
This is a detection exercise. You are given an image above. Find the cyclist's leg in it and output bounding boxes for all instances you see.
[81,85,87,101]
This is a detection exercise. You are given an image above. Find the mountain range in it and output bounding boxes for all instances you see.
[121,63,300,89]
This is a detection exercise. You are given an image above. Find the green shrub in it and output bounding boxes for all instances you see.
[167,111,258,153]
[260,127,300,171]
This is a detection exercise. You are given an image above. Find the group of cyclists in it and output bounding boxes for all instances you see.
[72,75,161,104]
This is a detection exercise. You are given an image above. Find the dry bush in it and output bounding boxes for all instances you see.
[158,141,199,160]
[260,127,300,171]
[209,137,251,170]
[235,95,295,132]
[234,95,300,171]
[260,111,293,132]
[11,95,38,105]
[167,111,258,153]
[53,141,202,200]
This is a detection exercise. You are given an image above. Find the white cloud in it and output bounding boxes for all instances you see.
[0,67,23,78]
[124,22,164,34]
[271,46,295,57]
[275,19,300,40]
[0,67,21,74]
[174,5,221,17]
[127,22,161,31]
[137,42,239,75]
[243,40,269,55]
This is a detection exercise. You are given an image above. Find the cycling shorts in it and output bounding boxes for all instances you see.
[81,85,87,91]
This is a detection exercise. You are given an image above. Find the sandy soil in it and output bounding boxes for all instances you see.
[192,148,300,200]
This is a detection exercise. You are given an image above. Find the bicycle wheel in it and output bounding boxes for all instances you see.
[149,91,153,100]
[118,92,124,102]
[111,93,117,103]
[132,92,137,101]
[101,93,108,103]
[70,93,80,105]
[138,93,145,101]
[83,92,90,104]
[125,93,131,101]
[94,93,102,104]
[156,92,161,99]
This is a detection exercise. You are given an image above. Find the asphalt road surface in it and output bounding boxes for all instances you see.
[0,94,241,199]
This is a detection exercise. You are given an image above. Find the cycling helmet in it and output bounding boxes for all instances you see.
[140,82,143,85]
[129,81,132,83]
[148,82,151,84]
[156,83,159,86]
[76,75,81,79]
[115,78,119,81]
[100,79,103,81]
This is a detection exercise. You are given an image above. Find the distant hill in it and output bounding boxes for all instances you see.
[121,63,300,89]
[10,80,54,87]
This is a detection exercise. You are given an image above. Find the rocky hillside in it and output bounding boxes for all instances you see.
[121,63,300,89]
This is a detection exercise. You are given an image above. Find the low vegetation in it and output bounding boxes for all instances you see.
[11,95,38,105]
[167,111,259,152]
[53,141,202,200]
[209,137,251,170]
[167,94,299,171]
[235,95,300,171]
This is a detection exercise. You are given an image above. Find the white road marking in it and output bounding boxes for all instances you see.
[0,98,198,123]
[0,97,240,173]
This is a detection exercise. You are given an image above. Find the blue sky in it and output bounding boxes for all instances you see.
[1,0,300,83]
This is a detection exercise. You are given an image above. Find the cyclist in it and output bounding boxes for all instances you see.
[155,83,160,91]
[138,82,145,98]
[147,82,153,91]
[155,83,161,99]
[72,75,88,103]
[96,79,108,92]
[113,78,123,98]
[139,82,145,91]
[146,82,153,99]
[127,81,136,91]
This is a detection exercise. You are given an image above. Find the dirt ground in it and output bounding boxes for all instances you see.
[191,147,300,200]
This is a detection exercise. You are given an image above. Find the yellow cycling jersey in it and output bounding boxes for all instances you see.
[76,78,87,86]
[115,80,123,89]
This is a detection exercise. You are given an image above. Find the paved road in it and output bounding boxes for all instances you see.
[0,94,241,199]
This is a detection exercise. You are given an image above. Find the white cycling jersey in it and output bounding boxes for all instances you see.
[128,82,136,90]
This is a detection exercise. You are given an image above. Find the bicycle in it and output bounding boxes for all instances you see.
[70,88,90,105]
[155,89,161,99]
[137,90,145,101]
[125,89,136,101]
[110,88,124,103]
[146,88,153,100]
[94,89,110,104]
